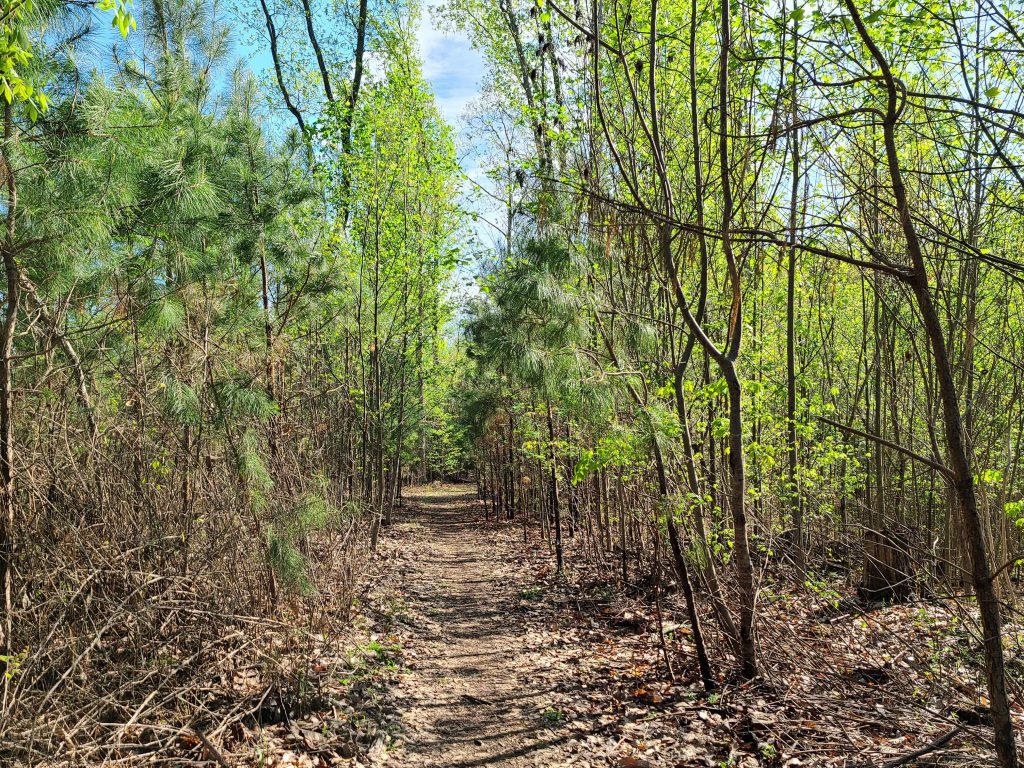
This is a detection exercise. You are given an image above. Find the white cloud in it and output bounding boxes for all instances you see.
[415,7,484,126]
[415,5,502,282]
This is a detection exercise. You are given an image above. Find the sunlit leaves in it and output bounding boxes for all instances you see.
[97,0,137,37]
[1,0,134,120]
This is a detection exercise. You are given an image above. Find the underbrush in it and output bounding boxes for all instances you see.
[0,440,373,766]
[522,530,1024,766]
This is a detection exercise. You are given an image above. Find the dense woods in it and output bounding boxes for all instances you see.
[0,0,467,758]
[2,0,1024,764]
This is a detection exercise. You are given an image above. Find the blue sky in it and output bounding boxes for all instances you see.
[413,11,496,259]
[229,3,485,151]
[229,2,491,298]
[229,4,490,245]
[89,2,486,139]
[414,9,485,129]
[413,13,491,301]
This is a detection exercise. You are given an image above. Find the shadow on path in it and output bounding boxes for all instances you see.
[378,484,581,768]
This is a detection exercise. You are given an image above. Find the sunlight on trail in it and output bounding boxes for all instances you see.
[379,484,580,767]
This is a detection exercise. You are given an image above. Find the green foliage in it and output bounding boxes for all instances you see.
[0,649,26,681]
[142,294,186,335]
[267,527,310,594]
[158,376,201,426]
[236,429,273,502]
[267,492,343,596]
[96,0,136,37]
[572,425,646,484]
[0,0,133,119]
[214,381,278,424]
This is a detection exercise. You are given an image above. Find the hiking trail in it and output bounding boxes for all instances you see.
[376,484,580,767]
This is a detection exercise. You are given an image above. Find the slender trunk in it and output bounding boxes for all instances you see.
[258,0,307,133]
[0,103,19,682]
[717,0,758,677]
[786,15,804,569]
[652,532,675,682]
[258,216,277,459]
[844,4,1016,763]
[340,0,369,224]
[650,435,715,691]
[723,363,757,679]
[300,0,334,102]
[546,400,563,572]
[649,0,758,677]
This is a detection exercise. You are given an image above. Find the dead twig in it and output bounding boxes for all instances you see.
[873,725,965,768]
[192,726,231,768]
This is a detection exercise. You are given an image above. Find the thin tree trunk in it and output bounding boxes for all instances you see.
[844,5,1017,763]
[546,399,563,573]
[258,0,307,134]
[0,102,19,687]
[786,13,804,569]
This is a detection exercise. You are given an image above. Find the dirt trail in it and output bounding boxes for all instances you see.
[377,484,576,767]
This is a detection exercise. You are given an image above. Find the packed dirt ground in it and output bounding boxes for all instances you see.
[242,483,1020,767]
[13,483,1017,766]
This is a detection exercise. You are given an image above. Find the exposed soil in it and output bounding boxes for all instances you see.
[376,484,579,767]
[346,483,1016,768]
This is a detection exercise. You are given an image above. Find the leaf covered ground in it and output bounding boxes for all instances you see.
[14,483,1018,767]
[299,484,1022,768]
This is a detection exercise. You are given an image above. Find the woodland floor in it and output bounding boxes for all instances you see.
[374,485,580,767]
[330,481,746,768]
[47,483,1016,767]
[332,484,1022,768]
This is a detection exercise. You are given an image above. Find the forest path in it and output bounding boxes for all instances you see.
[375,483,578,768]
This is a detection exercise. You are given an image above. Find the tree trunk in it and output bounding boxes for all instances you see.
[0,102,19,678]
[844,4,1017,762]
[546,400,563,572]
